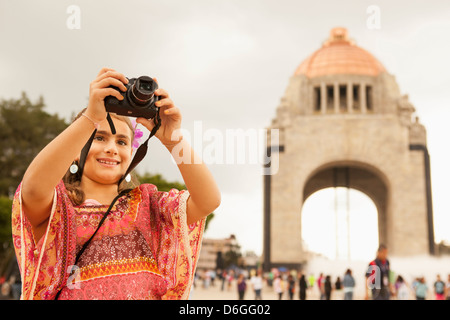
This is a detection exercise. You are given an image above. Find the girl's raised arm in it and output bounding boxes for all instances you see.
[21,68,127,242]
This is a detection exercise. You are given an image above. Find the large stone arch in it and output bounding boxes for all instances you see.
[303,161,390,251]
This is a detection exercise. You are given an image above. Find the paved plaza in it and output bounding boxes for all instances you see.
[189,279,364,301]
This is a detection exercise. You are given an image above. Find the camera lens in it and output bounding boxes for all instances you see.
[139,81,152,91]
[131,76,156,105]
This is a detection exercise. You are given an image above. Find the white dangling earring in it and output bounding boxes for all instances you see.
[125,173,131,183]
[70,161,79,174]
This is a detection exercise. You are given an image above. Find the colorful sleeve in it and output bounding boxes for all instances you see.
[11,181,76,300]
[143,184,206,300]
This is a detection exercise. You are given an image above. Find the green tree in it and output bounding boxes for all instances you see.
[137,172,215,231]
[0,196,13,245]
[222,235,242,269]
[0,92,69,197]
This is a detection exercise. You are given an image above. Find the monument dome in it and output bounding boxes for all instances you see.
[294,27,386,78]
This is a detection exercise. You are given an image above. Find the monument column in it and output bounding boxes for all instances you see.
[321,82,326,114]
[347,82,353,113]
[334,82,339,113]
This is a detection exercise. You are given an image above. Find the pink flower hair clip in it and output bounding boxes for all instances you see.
[130,119,144,150]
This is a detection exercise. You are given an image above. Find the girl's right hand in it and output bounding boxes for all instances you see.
[85,67,129,123]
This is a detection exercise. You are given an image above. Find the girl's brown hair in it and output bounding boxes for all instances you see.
[63,109,139,205]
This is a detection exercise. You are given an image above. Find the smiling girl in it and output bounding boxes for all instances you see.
[11,68,221,300]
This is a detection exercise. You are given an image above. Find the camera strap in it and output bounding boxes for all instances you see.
[118,109,161,185]
[106,112,116,135]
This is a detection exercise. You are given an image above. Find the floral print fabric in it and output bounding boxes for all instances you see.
[11,181,205,300]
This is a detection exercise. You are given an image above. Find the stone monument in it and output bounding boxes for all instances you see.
[263,27,435,270]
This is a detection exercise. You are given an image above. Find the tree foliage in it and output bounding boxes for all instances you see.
[0,92,69,197]
[0,197,13,244]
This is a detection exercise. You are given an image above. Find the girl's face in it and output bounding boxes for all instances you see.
[82,117,133,185]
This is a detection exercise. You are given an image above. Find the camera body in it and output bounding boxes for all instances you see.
[104,75,159,119]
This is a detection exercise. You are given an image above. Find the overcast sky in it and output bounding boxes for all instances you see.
[1,0,449,258]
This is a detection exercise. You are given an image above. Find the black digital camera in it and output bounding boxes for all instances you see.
[104,75,160,119]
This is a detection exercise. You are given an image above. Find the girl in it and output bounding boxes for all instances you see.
[11,68,221,300]
[273,274,283,300]
[237,273,247,300]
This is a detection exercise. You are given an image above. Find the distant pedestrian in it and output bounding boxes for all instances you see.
[267,271,274,287]
[365,244,393,300]
[343,269,355,300]
[446,274,450,300]
[227,270,234,291]
[273,274,284,300]
[237,274,247,300]
[287,274,295,300]
[394,275,410,300]
[414,277,428,300]
[210,270,216,287]
[221,270,227,291]
[334,276,342,299]
[203,269,211,289]
[251,269,264,300]
[317,273,325,300]
[433,274,445,300]
[11,275,22,300]
[323,275,332,300]
[298,273,308,300]
[308,274,315,292]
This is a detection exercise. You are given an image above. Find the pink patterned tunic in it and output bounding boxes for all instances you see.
[11,181,205,300]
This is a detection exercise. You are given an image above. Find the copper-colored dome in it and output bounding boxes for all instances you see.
[295,27,386,78]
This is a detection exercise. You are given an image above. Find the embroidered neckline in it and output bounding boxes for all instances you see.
[83,199,103,206]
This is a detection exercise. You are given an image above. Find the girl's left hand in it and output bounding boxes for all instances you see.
[136,79,183,149]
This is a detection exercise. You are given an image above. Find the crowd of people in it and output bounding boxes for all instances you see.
[192,267,450,300]
[193,267,356,300]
